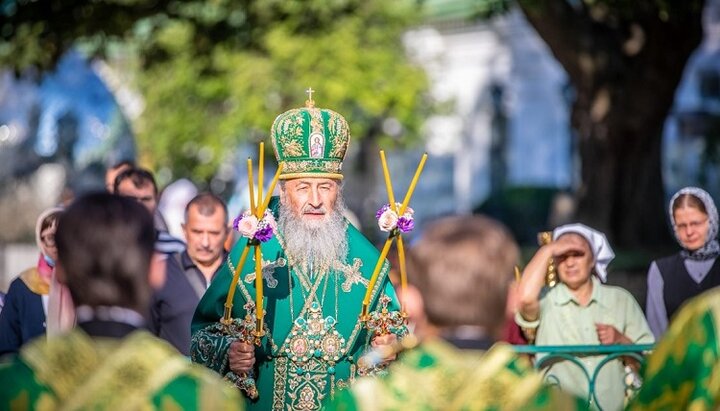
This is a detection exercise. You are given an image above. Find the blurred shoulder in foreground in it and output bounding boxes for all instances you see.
[325,215,586,411]
[0,192,243,410]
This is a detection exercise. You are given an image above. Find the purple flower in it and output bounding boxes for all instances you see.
[254,225,274,242]
[376,204,390,219]
[397,216,415,233]
[232,215,243,232]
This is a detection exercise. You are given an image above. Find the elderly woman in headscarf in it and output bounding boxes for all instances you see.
[515,223,654,411]
[646,187,720,339]
[0,207,68,355]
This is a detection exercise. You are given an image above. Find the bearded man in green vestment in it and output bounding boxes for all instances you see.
[325,215,587,411]
[191,94,405,411]
[0,193,242,410]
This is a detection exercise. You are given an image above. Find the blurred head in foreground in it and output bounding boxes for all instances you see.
[55,192,158,314]
[407,215,519,339]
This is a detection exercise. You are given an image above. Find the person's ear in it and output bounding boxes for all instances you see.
[223,227,235,252]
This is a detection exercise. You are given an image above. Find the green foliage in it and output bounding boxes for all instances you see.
[420,0,511,22]
[1,0,433,188]
[133,1,432,186]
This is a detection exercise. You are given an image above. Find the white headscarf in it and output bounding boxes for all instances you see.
[552,223,615,283]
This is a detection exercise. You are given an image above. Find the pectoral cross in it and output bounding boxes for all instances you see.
[336,258,368,292]
[305,87,315,108]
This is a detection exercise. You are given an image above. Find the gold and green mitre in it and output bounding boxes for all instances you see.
[270,89,351,180]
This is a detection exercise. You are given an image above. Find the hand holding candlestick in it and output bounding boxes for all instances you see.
[361,152,427,332]
[223,155,284,335]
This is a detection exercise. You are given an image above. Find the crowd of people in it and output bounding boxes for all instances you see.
[1,96,720,410]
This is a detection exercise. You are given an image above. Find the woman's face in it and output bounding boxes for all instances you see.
[673,206,710,251]
[555,233,594,290]
[40,222,58,262]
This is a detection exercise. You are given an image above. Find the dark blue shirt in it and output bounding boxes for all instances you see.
[0,276,46,356]
[148,251,220,356]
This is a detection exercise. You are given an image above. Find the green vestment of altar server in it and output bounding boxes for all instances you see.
[191,198,402,411]
[325,339,587,411]
[0,329,242,410]
[628,287,720,411]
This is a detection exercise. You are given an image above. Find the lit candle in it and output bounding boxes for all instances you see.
[223,245,252,323]
[247,159,256,214]
[397,235,408,315]
[254,245,263,332]
[380,150,397,212]
[399,153,427,215]
[362,237,395,315]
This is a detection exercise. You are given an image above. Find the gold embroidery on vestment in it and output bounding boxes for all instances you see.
[244,257,286,289]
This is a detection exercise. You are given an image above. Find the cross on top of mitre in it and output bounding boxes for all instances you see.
[305,87,315,108]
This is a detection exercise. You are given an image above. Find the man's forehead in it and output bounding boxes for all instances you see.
[187,204,225,220]
[118,180,155,194]
[287,178,340,186]
[186,216,225,230]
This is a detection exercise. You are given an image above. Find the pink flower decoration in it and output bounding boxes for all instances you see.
[264,211,278,233]
[233,209,277,242]
[378,209,399,232]
[376,204,415,233]
[237,214,259,238]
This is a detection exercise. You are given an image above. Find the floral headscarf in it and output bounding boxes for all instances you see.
[669,187,720,260]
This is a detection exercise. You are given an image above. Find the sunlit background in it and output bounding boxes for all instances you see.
[1,0,717,299]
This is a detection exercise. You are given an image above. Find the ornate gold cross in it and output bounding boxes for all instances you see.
[305,87,315,107]
[336,258,368,292]
[244,257,286,289]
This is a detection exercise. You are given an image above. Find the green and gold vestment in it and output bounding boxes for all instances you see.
[191,198,402,411]
[324,338,587,411]
[628,287,720,411]
[0,329,242,410]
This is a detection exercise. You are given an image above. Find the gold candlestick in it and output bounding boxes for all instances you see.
[361,151,427,327]
[222,245,252,324]
[537,231,557,287]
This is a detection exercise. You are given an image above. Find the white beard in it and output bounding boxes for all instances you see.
[278,195,349,275]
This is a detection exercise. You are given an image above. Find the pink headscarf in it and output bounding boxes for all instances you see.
[47,273,75,335]
[35,207,61,284]
[35,206,76,335]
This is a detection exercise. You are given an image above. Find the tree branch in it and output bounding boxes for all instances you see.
[517,0,589,83]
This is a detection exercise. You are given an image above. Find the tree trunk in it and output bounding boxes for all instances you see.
[520,1,705,247]
[574,93,668,247]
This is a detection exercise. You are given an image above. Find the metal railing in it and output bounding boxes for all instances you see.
[512,344,655,410]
